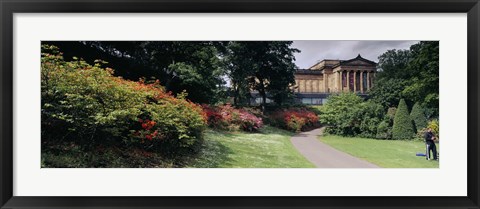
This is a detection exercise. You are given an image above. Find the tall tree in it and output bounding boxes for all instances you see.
[370,41,439,117]
[403,41,439,115]
[226,41,299,108]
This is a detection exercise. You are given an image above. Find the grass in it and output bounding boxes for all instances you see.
[319,135,439,168]
[187,126,315,168]
[42,125,313,168]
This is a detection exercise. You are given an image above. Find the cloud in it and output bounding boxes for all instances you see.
[292,40,419,69]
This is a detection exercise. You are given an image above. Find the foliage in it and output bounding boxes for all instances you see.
[416,119,440,141]
[319,93,383,137]
[371,41,439,117]
[403,42,439,113]
[225,41,299,107]
[386,107,397,121]
[369,78,406,109]
[42,143,180,168]
[267,108,319,132]
[428,119,439,136]
[43,41,227,104]
[375,120,392,139]
[410,102,428,133]
[202,104,264,132]
[41,45,207,160]
[355,101,385,138]
[392,99,415,140]
[376,49,412,80]
[285,115,306,132]
[375,107,396,139]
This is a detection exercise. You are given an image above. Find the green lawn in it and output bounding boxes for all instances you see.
[187,126,315,168]
[319,135,439,168]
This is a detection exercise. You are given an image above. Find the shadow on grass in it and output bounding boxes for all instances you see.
[185,130,235,168]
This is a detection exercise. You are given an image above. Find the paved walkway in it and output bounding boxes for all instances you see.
[291,127,379,168]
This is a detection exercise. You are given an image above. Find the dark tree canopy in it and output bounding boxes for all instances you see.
[225,41,299,107]
[44,41,227,104]
[370,41,439,117]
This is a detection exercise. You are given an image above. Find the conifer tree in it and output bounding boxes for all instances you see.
[410,102,428,133]
[392,99,415,139]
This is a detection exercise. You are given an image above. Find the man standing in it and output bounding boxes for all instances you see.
[424,128,437,160]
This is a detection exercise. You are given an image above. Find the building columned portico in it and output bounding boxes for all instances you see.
[294,54,377,105]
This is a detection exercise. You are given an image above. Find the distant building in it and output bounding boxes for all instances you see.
[293,54,377,105]
[250,54,377,105]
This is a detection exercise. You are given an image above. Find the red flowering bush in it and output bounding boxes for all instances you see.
[41,45,206,154]
[267,108,319,132]
[202,105,223,127]
[202,104,263,132]
[237,109,264,132]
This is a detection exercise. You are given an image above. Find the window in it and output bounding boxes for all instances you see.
[312,98,322,105]
[302,98,312,104]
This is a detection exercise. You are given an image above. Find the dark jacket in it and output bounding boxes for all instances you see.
[424,131,434,142]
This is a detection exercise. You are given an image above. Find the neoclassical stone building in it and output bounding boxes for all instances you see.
[294,54,377,105]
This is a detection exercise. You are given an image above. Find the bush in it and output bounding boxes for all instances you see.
[319,93,383,137]
[285,114,306,132]
[376,120,392,139]
[267,108,319,132]
[416,119,440,141]
[392,99,415,139]
[410,102,428,133]
[387,107,397,121]
[356,101,384,138]
[428,119,439,136]
[41,45,207,156]
[202,104,263,132]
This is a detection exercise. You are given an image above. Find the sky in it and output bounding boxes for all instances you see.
[291,40,419,69]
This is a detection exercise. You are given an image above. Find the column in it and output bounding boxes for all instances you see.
[346,71,350,92]
[353,71,357,92]
[367,71,370,90]
[360,71,364,93]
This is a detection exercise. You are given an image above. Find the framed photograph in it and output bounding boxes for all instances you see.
[1,0,479,208]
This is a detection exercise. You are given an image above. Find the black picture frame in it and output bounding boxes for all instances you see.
[1,0,479,208]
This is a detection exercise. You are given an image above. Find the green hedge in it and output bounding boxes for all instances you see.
[392,99,415,140]
[319,93,383,137]
[410,102,428,133]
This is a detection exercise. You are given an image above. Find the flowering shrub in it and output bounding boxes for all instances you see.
[285,114,306,132]
[237,109,264,132]
[267,108,319,132]
[41,45,206,153]
[202,104,263,132]
[416,119,440,141]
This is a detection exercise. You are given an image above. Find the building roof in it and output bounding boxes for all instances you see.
[333,54,377,68]
[308,59,341,70]
[307,54,377,71]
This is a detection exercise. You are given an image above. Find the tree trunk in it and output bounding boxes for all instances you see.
[233,83,239,106]
[259,81,267,112]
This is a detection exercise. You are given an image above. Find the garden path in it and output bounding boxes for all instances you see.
[290,127,379,168]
